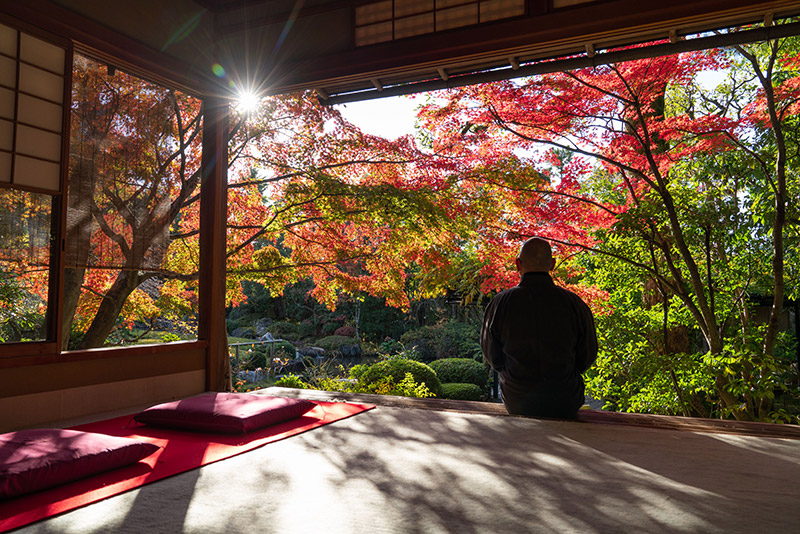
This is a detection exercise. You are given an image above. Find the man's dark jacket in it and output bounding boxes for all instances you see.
[481,272,597,418]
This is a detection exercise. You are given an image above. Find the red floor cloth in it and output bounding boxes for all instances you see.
[0,401,374,532]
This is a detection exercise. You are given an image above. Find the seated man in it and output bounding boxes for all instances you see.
[481,237,597,418]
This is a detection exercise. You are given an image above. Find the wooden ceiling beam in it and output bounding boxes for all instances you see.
[278,0,800,96]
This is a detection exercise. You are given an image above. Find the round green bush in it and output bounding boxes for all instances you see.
[429,358,488,389]
[440,382,484,401]
[356,358,441,396]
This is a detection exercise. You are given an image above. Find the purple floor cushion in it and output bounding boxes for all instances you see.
[0,429,160,499]
[133,393,317,434]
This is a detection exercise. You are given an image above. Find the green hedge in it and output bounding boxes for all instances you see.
[354,358,441,396]
[440,382,484,401]
[429,358,488,389]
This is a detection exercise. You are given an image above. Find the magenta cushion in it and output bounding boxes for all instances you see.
[133,393,316,434]
[0,429,159,499]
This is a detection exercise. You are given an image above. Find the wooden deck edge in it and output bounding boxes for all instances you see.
[260,387,800,440]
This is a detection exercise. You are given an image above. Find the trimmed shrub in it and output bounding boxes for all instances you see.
[440,383,484,401]
[429,358,489,389]
[354,357,441,396]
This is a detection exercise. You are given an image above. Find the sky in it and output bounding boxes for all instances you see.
[334,95,420,139]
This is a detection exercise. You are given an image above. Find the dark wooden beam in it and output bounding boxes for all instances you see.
[199,97,231,392]
[275,0,800,93]
[322,20,800,103]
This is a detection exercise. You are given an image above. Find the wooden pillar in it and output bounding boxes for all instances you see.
[199,97,230,392]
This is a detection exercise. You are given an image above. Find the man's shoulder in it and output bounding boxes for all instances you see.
[489,284,526,302]
[553,285,593,313]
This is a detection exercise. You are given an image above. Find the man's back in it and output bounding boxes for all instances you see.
[482,272,597,418]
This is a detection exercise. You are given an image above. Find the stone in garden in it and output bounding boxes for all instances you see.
[231,326,257,339]
[297,346,325,357]
[254,317,272,336]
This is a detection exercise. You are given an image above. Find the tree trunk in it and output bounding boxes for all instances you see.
[77,269,140,348]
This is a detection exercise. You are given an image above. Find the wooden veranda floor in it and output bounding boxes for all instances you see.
[13,387,800,534]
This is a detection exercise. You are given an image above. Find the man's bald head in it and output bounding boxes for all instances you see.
[515,237,555,274]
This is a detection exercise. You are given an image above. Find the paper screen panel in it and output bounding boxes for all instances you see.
[436,4,478,30]
[355,0,524,46]
[355,0,393,25]
[13,155,60,191]
[0,88,14,119]
[480,0,524,22]
[0,24,17,57]
[395,13,434,39]
[0,56,16,87]
[396,0,433,17]
[0,119,12,151]
[19,64,63,104]
[17,93,63,132]
[355,21,394,46]
[0,151,10,183]
[20,33,65,74]
[0,23,66,193]
[16,125,61,162]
